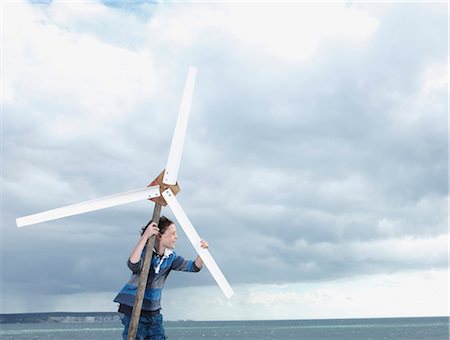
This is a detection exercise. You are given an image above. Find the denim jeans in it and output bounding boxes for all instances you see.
[120,312,167,340]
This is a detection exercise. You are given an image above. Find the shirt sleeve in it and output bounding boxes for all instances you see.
[171,255,201,272]
[127,247,147,274]
[127,258,141,274]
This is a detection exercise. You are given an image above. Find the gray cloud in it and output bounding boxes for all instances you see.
[1,2,447,313]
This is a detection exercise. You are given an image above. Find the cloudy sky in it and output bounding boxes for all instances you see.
[1,1,448,321]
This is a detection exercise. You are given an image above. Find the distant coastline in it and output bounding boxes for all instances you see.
[1,312,447,324]
[0,312,120,324]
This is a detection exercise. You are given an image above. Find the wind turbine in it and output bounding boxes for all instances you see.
[16,66,234,340]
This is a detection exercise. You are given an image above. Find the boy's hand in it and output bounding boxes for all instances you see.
[194,239,209,269]
[200,239,208,249]
[144,222,160,239]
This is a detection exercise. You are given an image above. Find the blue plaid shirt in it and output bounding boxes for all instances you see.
[114,248,201,312]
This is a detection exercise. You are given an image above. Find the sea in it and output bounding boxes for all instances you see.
[0,316,448,340]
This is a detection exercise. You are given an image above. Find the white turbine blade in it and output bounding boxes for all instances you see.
[162,188,235,299]
[163,66,197,185]
[16,185,161,228]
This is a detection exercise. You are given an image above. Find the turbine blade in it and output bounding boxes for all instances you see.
[162,188,235,299]
[16,186,161,228]
[163,66,197,185]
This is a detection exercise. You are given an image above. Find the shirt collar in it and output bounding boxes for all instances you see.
[153,248,173,258]
[153,248,173,274]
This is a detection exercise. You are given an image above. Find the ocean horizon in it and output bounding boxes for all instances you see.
[0,313,448,340]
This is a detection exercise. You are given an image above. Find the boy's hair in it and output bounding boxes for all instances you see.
[141,216,174,236]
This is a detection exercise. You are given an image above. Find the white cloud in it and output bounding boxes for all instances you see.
[144,3,378,62]
[162,269,449,320]
[386,61,447,132]
[3,1,158,139]
[221,3,378,62]
[350,234,448,264]
[1,1,447,321]
[288,233,448,268]
[3,269,446,319]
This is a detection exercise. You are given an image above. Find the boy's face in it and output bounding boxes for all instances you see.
[159,223,178,249]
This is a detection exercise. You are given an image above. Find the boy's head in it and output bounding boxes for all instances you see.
[141,215,178,249]
[157,216,174,235]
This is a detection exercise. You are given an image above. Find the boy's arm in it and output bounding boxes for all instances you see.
[129,222,159,264]
[171,239,209,272]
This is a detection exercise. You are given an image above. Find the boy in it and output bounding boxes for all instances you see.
[114,216,208,340]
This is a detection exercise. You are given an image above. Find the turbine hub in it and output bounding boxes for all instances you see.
[148,170,180,206]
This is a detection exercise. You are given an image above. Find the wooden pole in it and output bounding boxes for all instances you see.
[127,203,162,340]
